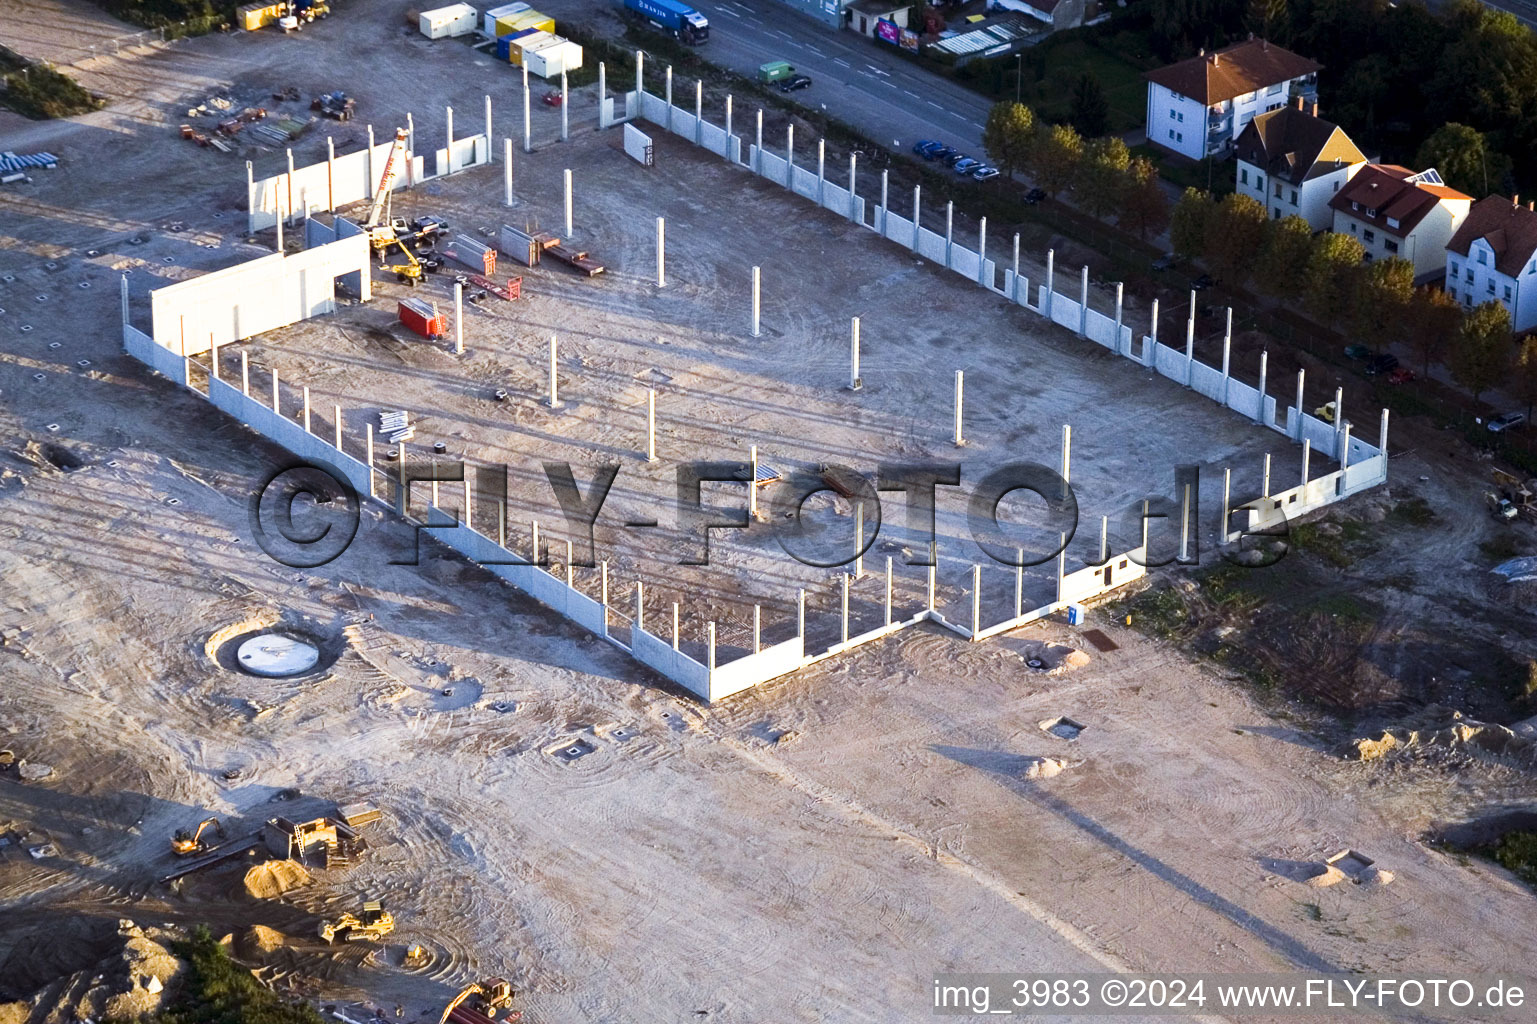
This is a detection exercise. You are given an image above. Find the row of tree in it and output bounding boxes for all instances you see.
[1170,188,1537,408]
[982,101,1171,239]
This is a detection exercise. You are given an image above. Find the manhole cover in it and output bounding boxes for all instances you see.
[237,633,321,677]
[1039,716,1085,741]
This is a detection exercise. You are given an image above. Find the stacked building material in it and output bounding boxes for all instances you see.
[442,235,497,275]
[380,409,415,443]
[0,152,58,173]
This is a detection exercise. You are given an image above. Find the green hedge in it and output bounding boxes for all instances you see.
[1,62,103,119]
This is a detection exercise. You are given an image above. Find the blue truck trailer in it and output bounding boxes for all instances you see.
[620,0,709,44]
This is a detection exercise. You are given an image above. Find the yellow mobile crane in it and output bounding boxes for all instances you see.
[363,129,426,285]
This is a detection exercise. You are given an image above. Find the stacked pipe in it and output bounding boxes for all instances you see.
[379,410,413,444]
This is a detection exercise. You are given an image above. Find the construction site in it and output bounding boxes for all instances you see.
[2,1,1537,1022]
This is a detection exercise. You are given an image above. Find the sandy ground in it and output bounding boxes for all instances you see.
[2,4,1536,1024]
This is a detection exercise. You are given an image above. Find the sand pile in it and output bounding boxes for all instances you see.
[1351,709,1536,769]
[1021,757,1068,779]
[235,925,289,960]
[242,859,310,900]
[19,920,183,1024]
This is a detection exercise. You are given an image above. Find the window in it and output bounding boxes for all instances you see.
[1333,181,1341,192]
[1168,129,1176,141]
[1478,250,1488,265]
[1367,208,1377,218]
[1256,176,1265,191]
[1387,217,1400,229]
[1451,261,1459,277]
[1267,82,1283,94]
[1290,189,1298,205]
[1364,229,1375,243]
[1351,201,1360,211]
[1274,209,1282,219]
[1348,222,1357,233]
[1274,182,1282,198]
[1488,280,1496,294]
[1170,107,1177,119]
[1529,259,1536,274]
[1467,270,1474,283]
[1384,240,1398,253]
[1177,111,1185,123]
[1505,284,1513,301]
[1176,132,1183,142]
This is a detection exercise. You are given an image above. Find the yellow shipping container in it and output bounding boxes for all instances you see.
[239,2,283,30]
[498,10,556,35]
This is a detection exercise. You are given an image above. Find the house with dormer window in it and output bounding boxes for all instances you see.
[1444,195,1537,331]
[1234,97,1366,230]
[1327,165,1472,281]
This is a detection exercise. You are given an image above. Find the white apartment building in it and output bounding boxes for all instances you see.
[1445,195,1537,331]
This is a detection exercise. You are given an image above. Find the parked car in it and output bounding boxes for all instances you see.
[1488,411,1528,433]
[953,158,981,175]
[778,74,813,92]
[1386,367,1417,385]
[1023,187,1046,204]
[1152,252,1181,271]
[912,139,942,157]
[942,151,970,167]
[972,165,1000,181]
[1343,344,1371,360]
[926,145,956,163]
[1191,273,1214,291]
[1364,353,1399,376]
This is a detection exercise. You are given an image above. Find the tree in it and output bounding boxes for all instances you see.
[1203,192,1269,288]
[1349,256,1415,344]
[1253,214,1314,298]
[981,101,1036,179]
[1304,232,1367,326]
[1513,336,1537,419]
[1118,157,1170,240]
[1451,300,1514,402]
[1406,286,1464,376]
[1170,187,1215,261]
[1077,136,1131,220]
[1030,123,1084,198]
[1246,0,1290,42]
[1414,122,1512,198]
[1068,73,1110,138]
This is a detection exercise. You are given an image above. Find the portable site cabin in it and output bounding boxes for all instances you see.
[419,3,478,39]
[483,1,530,34]
[525,38,583,78]
[506,28,553,65]
[496,27,538,60]
[497,9,556,36]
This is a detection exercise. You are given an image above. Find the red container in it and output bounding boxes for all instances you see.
[398,298,446,339]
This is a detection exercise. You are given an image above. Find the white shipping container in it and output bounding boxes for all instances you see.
[419,3,478,39]
[482,1,529,35]
[525,38,584,79]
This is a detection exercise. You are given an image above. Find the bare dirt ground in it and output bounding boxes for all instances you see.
[2,4,1536,1023]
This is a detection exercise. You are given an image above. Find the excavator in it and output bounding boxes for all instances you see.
[318,900,395,944]
[171,817,226,857]
[438,979,517,1024]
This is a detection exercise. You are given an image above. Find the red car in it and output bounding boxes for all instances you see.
[1386,367,1417,385]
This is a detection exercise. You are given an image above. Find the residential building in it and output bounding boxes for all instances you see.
[986,0,1089,32]
[846,0,908,38]
[1444,195,1537,331]
[1233,98,1367,230]
[1144,37,1321,162]
[1328,165,1472,281]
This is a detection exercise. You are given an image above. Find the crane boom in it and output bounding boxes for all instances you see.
[365,128,409,231]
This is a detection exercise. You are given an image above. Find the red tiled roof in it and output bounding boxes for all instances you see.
[1328,165,1470,238]
[1145,38,1322,106]
[1233,104,1365,185]
[1446,195,1537,277]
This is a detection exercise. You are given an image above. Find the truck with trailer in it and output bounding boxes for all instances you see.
[619,0,709,45]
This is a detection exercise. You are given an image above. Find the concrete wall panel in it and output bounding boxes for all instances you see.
[709,635,805,700]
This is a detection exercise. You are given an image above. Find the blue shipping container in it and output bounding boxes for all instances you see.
[496,27,539,60]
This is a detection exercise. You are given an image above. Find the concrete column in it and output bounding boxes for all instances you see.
[1099,516,1109,565]
[944,201,953,268]
[725,95,733,153]
[485,94,493,154]
[504,138,513,205]
[1015,548,1024,617]
[522,66,531,153]
[977,217,987,285]
[1061,424,1072,484]
[565,540,573,587]
[454,281,464,355]
[601,560,609,622]
[547,335,559,407]
[646,388,657,462]
[324,136,336,210]
[271,368,279,412]
[665,65,673,123]
[880,169,889,234]
[561,71,569,141]
[1149,297,1160,362]
[694,79,702,146]
[119,273,129,327]
[849,316,861,390]
[656,216,666,288]
[1333,387,1345,456]
[786,124,794,174]
[749,445,759,518]
[365,126,375,195]
[1256,350,1268,423]
[1262,453,1271,497]
[241,351,249,395]
[753,605,761,654]
[285,148,295,223]
[954,370,965,446]
[1078,265,1089,337]
[432,477,439,511]
[334,404,343,451]
[636,50,644,97]
[598,62,606,125]
[885,556,893,626]
[1220,308,1233,401]
[1113,282,1124,353]
[841,573,850,644]
[398,441,408,516]
[971,564,981,637]
[1294,369,1306,438]
[912,186,921,251]
[1379,408,1390,457]
[1011,234,1021,303]
[406,113,415,175]
[751,266,761,337]
[672,603,680,650]
[798,588,806,639]
[366,424,375,498]
[1179,480,1191,563]
[754,108,763,173]
[1301,439,1312,486]
[854,501,864,577]
[817,139,825,205]
[275,201,283,252]
[500,501,508,550]
[1185,290,1196,385]
[1221,467,1231,542]
[1340,423,1353,474]
[210,340,220,381]
[445,106,454,175]
[563,169,573,239]
[1045,249,1055,317]
[848,153,857,222]
[302,386,311,432]
[245,161,255,236]
[635,581,644,632]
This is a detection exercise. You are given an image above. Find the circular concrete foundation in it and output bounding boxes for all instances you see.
[237,633,321,678]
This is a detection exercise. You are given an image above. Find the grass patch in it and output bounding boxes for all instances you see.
[1290,520,1375,568]
[122,925,322,1024]
[0,58,103,119]
[1482,831,1537,890]
[1308,591,1375,623]
[1387,496,1436,526]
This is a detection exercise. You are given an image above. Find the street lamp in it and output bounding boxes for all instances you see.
[1015,54,1022,104]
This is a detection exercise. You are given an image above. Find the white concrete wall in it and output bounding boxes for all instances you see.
[1147,83,1207,161]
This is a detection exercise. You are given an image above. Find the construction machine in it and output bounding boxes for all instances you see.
[318,900,394,944]
[363,128,410,252]
[171,817,226,857]
[0,750,14,774]
[438,979,516,1024]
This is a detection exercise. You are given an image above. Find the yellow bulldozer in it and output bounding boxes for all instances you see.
[438,979,515,1024]
[318,900,394,944]
[171,817,226,857]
